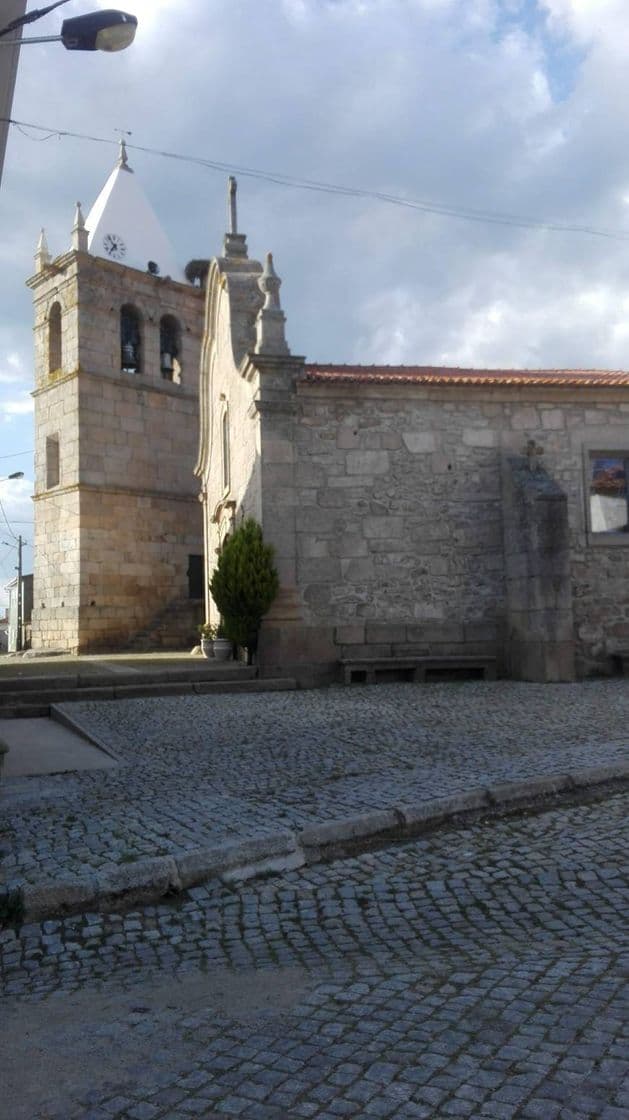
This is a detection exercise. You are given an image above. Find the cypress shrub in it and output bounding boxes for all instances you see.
[209,518,279,658]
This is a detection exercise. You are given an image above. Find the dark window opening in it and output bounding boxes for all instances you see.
[160,314,181,382]
[48,302,62,374]
[46,434,60,488]
[187,554,204,599]
[121,304,142,373]
[222,409,230,492]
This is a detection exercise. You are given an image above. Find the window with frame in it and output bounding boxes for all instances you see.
[221,407,230,493]
[120,304,142,373]
[589,454,629,534]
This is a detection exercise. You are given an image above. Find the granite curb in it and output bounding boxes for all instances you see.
[7,759,629,923]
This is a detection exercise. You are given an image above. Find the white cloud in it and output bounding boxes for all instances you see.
[543,0,628,45]
[2,0,629,394]
[1,396,34,419]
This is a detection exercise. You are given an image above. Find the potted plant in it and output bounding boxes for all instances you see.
[209,518,279,665]
[198,621,217,659]
[212,620,233,662]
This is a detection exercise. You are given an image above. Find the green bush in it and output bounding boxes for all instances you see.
[209,519,279,657]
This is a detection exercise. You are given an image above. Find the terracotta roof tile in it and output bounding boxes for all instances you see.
[303,364,629,387]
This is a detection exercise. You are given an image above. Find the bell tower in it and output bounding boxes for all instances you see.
[27,145,205,652]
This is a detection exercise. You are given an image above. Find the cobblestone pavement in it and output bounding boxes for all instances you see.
[2,680,629,889]
[2,789,628,1119]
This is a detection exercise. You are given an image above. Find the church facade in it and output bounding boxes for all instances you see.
[196,189,629,686]
[29,157,629,680]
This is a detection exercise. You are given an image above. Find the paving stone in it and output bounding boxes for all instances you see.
[2,699,629,1120]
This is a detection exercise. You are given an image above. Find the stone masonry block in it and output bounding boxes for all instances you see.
[335,624,365,645]
[365,622,408,644]
[298,558,342,583]
[298,535,330,559]
[337,427,360,449]
[341,558,375,581]
[363,516,404,539]
[463,621,499,643]
[407,622,464,643]
[462,428,496,447]
[346,450,389,475]
[403,432,435,453]
[511,406,539,430]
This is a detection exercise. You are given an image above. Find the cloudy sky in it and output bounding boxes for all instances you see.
[0,0,628,603]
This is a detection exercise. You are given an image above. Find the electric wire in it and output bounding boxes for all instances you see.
[3,115,629,243]
[0,494,18,541]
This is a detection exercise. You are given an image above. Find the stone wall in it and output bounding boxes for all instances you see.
[290,383,629,677]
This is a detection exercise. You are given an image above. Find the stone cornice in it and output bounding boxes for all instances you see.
[27,250,205,297]
[240,352,305,383]
[31,366,198,402]
[33,483,199,504]
[296,381,629,405]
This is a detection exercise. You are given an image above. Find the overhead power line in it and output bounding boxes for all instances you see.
[3,115,629,243]
[0,450,33,460]
[0,494,17,541]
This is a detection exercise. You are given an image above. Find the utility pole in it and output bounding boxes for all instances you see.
[16,533,22,652]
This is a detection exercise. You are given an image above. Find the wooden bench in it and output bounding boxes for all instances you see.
[340,655,497,686]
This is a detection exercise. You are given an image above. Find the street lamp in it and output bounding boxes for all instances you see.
[1,471,24,480]
[0,10,138,51]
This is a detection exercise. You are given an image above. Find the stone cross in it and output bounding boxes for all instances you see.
[525,438,544,472]
[228,176,238,235]
[222,176,248,258]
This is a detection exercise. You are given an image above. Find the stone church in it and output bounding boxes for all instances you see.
[29,149,629,684]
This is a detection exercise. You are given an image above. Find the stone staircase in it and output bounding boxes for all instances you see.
[0,663,297,718]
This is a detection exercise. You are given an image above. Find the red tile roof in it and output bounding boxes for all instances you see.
[303,364,629,387]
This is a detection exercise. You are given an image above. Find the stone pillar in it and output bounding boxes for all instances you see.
[502,451,575,681]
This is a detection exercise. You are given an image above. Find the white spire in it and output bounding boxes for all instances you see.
[84,147,182,279]
[35,228,51,272]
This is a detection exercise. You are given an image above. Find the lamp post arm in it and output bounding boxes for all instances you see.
[0,35,62,45]
[0,0,70,39]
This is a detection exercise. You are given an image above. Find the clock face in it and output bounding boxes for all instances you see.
[103,233,126,261]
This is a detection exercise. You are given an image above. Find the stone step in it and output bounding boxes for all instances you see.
[0,675,297,717]
[0,664,256,692]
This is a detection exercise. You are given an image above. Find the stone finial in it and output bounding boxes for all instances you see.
[116,138,133,173]
[223,175,248,259]
[254,252,290,356]
[34,228,51,272]
[228,176,237,234]
[525,438,544,472]
[71,201,89,252]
